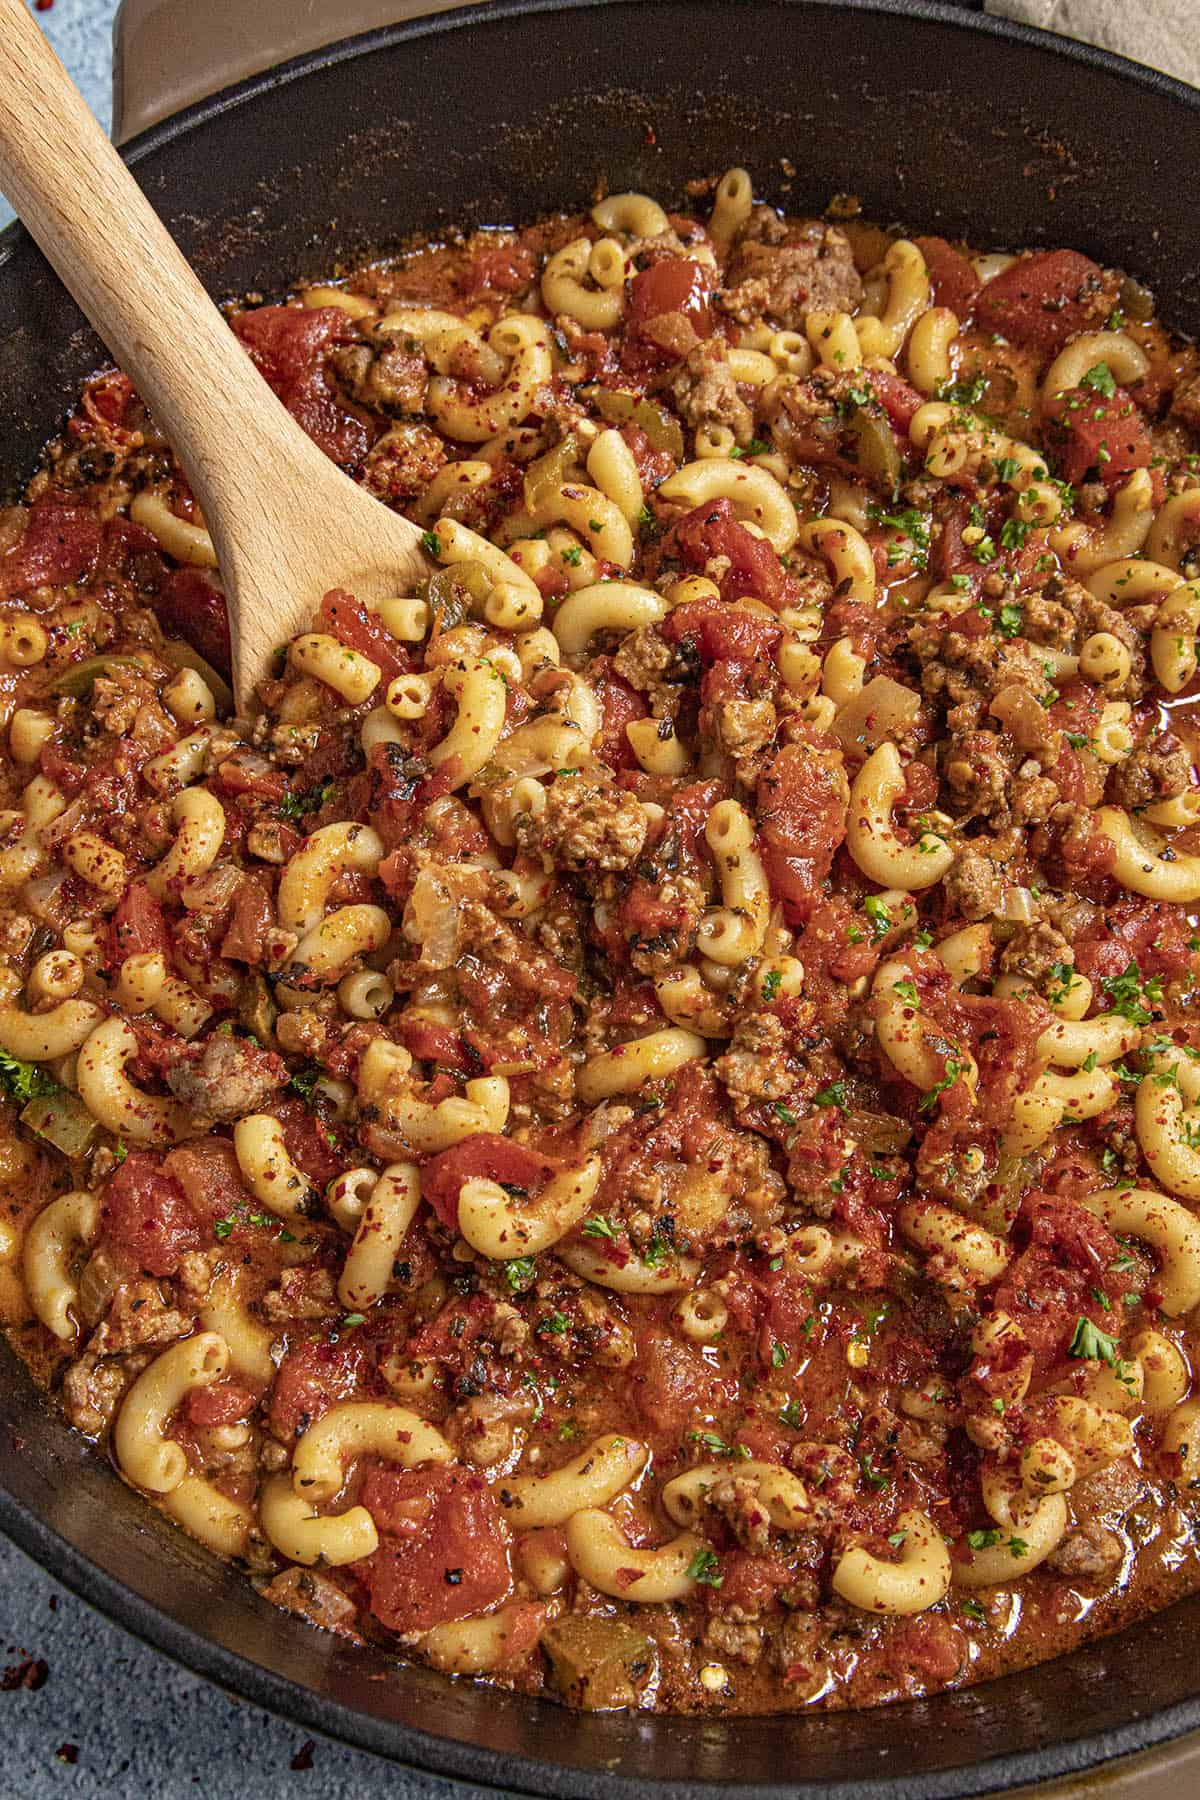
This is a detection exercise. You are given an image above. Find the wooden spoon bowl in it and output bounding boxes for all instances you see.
[0,0,430,708]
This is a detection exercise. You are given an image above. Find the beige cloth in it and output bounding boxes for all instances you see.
[985,0,1198,86]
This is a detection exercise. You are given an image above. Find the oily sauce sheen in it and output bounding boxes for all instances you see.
[2,172,1200,1713]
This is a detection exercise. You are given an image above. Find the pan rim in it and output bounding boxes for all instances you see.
[2,2,1200,1791]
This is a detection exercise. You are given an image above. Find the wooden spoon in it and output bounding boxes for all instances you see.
[0,0,430,708]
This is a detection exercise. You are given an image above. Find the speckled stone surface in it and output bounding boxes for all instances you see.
[0,9,507,1792]
[0,1533,512,1795]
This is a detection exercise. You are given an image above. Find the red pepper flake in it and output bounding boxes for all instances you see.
[2,1656,48,1690]
[645,125,657,146]
[56,1745,79,1766]
[290,1740,316,1771]
[34,1,55,12]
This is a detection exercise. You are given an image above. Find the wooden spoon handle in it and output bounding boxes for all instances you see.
[0,0,314,505]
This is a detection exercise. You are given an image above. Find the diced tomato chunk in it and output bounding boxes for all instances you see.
[914,236,981,320]
[619,422,675,490]
[590,658,649,771]
[99,866,166,973]
[233,305,369,466]
[461,241,536,296]
[272,1095,346,1187]
[0,496,101,597]
[630,1325,722,1438]
[421,1133,558,1231]
[358,1464,511,1633]
[662,595,782,664]
[975,250,1109,353]
[152,567,232,679]
[887,1616,966,1684]
[38,744,87,796]
[99,1150,204,1277]
[315,589,411,684]
[1044,383,1153,488]
[756,744,847,920]
[667,498,784,605]
[396,1017,474,1073]
[269,1333,371,1439]
[184,1380,257,1427]
[1073,900,1197,985]
[713,1553,792,1616]
[992,1193,1123,1363]
[211,753,287,804]
[628,258,714,339]
[163,1138,251,1222]
[98,516,166,589]
[220,875,274,964]
[865,364,924,433]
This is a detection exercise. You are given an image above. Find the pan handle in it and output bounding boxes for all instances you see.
[112,0,492,144]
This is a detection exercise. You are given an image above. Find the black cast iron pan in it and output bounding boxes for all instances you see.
[1,3,1199,1792]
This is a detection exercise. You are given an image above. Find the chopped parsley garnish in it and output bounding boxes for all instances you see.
[1069,1316,1121,1365]
[892,979,919,1006]
[0,1052,59,1105]
[887,1530,908,1550]
[961,1599,988,1622]
[770,1100,797,1125]
[812,1082,847,1109]
[279,779,334,820]
[641,1233,670,1268]
[420,529,441,558]
[867,504,931,570]
[287,1064,321,1104]
[582,1215,617,1240]
[1047,962,1078,1005]
[520,1372,544,1423]
[1101,960,1162,1025]
[778,1398,803,1430]
[999,517,1030,552]
[936,373,987,407]
[761,968,782,1002]
[771,1343,788,1368]
[1080,361,1117,398]
[536,1311,570,1335]
[341,1313,365,1329]
[858,1452,890,1490]
[504,1256,537,1292]
[919,1058,962,1111]
[685,1549,724,1587]
[213,1207,295,1246]
[967,1528,1002,1551]
[996,598,1024,636]
[560,545,583,567]
[689,1430,751,1459]
[864,895,892,939]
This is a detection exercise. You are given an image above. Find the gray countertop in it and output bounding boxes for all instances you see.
[0,1529,507,1798]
